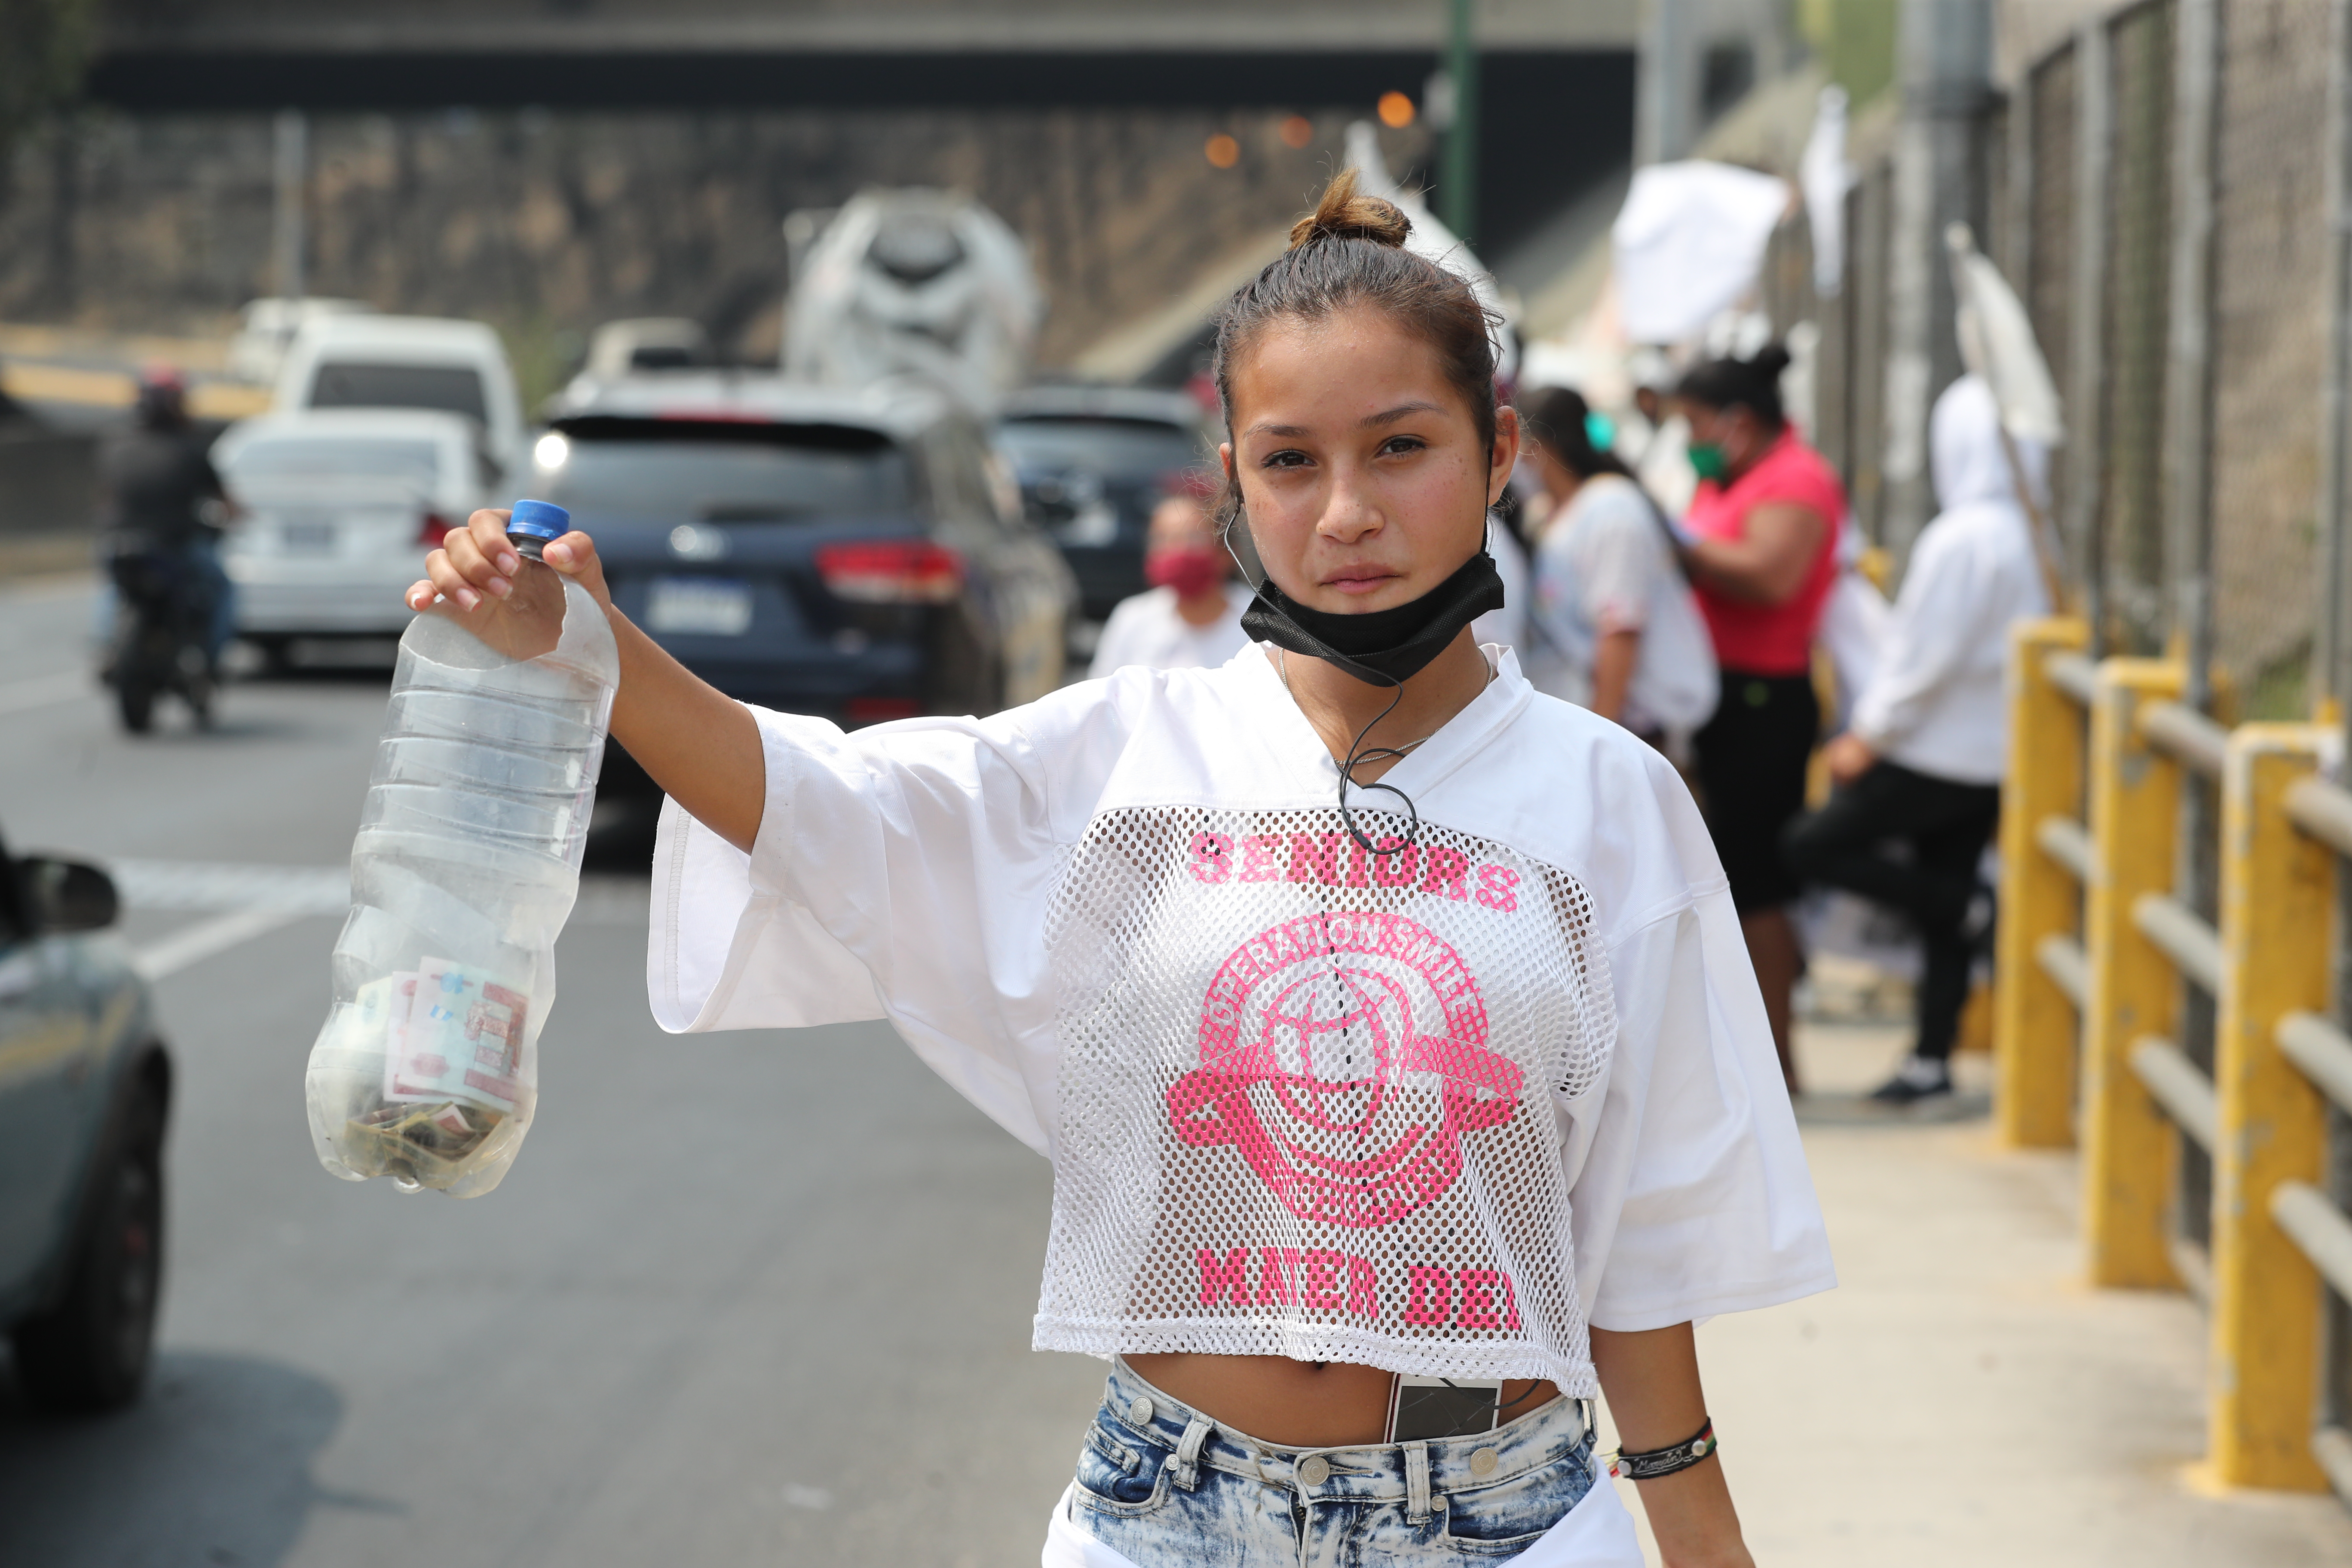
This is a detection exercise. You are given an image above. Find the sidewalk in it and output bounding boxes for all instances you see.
[1606,1020,2352,1565]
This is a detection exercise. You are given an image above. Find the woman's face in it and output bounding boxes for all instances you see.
[1679,399,1770,478]
[1221,304,1517,616]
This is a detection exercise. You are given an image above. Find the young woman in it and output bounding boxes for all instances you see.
[410,173,1831,1568]
[1671,349,1846,1097]
[1516,385,1716,749]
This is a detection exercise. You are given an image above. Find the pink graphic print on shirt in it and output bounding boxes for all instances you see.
[1165,910,1521,1229]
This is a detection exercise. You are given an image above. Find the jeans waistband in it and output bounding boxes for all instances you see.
[1100,1358,1594,1502]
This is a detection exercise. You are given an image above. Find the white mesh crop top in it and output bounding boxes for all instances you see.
[647,645,1835,1391]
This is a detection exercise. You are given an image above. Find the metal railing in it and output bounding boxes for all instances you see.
[1998,615,2352,1494]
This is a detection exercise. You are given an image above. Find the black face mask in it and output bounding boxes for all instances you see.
[1229,532,1506,855]
[1239,548,1506,688]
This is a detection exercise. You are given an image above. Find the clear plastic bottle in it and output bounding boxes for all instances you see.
[304,501,619,1197]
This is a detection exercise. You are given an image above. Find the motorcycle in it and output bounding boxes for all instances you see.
[103,543,217,733]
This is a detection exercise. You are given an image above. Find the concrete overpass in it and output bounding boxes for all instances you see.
[85,0,1640,265]
[89,0,1637,110]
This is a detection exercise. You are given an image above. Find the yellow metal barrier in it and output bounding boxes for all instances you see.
[2211,725,2333,1489]
[2080,658,2188,1290]
[1995,618,2089,1147]
[1993,637,2352,1496]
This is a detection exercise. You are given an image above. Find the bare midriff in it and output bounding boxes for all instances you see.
[1124,1353,1560,1449]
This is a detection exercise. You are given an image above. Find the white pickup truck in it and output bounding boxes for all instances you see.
[273,315,527,491]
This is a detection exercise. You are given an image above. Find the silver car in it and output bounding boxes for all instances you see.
[215,409,496,664]
[0,833,168,1413]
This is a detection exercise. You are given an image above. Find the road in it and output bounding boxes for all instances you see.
[0,575,1104,1567]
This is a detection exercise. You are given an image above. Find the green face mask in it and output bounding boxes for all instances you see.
[1687,442,1727,481]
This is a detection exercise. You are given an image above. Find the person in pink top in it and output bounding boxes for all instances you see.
[1671,346,1844,1095]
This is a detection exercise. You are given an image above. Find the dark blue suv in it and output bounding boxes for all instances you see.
[994,384,1213,628]
[531,373,1075,790]
[0,833,170,1413]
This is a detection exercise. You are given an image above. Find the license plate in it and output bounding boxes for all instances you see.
[283,521,337,554]
[645,576,753,636]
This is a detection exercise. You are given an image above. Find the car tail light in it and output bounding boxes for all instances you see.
[815,541,963,604]
[846,697,922,723]
[416,512,456,547]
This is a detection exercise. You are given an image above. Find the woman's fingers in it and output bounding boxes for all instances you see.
[540,530,614,610]
[444,509,521,598]
[424,547,482,612]
[404,577,436,612]
[542,530,593,573]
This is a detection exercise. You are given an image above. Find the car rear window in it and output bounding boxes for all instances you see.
[995,416,1200,478]
[538,416,915,521]
[308,362,490,424]
[224,437,444,490]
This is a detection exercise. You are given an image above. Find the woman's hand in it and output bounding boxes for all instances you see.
[404,507,768,853]
[405,508,612,662]
[1823,730,1877,785]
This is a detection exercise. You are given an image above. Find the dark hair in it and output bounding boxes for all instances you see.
[1211,169,1501,524]
[1673,344,1794,429]
[1517,386,1636,484]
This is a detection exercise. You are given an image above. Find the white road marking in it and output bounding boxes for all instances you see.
[132,906,307,981]
[112,858,646,980]
[0,670,95,717]
[112,859,349,916]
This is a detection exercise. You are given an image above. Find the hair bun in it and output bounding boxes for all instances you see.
[1288,168,1412,250]
[1747,344,1794,378]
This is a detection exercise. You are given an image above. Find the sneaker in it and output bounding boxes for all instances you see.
[1868,1055,1953,1105]
[1960,885,1996,952]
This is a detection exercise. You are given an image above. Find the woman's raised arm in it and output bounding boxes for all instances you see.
[409,507,767,852]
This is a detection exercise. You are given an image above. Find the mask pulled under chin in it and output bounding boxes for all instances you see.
[1241,550,1505,686]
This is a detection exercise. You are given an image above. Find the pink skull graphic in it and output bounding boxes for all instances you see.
[1167,910,1521,1228]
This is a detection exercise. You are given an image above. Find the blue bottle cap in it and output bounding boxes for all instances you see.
[506,499,570,542]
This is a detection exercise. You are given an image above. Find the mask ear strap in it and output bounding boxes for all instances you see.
[1337,674,1418,854]
[1218,511,1267,594]
[1218,452,1268,593]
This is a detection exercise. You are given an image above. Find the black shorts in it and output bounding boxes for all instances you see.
[1692,668,1821,913]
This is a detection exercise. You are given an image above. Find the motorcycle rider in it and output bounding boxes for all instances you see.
[98,367,236,677]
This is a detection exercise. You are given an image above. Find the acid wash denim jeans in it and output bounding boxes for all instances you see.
[1063,1359,1597,1566]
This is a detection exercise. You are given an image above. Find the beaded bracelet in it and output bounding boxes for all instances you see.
[1605,1418,1718,1481]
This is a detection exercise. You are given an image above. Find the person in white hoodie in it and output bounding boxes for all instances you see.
[1783,375,2050,1104]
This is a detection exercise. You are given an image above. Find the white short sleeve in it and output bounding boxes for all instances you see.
[1564,891,1836,1330]
[1570,485,1660,637]
[645,689,1125,1156]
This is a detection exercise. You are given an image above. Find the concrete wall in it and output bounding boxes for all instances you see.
[0,107,1432,379]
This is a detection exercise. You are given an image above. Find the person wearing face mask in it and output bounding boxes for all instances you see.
[1784,375,2050,1105]
[410,170,1830,1568]
[1515,384,1716,750]
[1670,346,1845,1098]
[1088,491,1253,677]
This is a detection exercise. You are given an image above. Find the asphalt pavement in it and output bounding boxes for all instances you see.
[0,574,1105,1568]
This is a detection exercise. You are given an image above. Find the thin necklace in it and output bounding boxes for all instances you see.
[1277,647,1492,769]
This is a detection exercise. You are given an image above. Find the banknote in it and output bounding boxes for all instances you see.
[380,956,530,1114]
